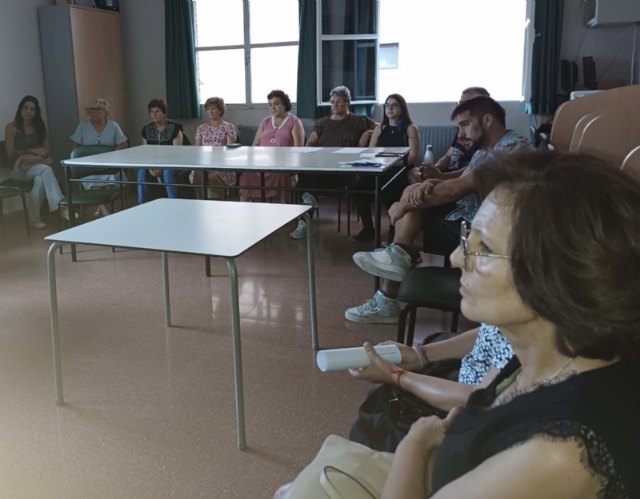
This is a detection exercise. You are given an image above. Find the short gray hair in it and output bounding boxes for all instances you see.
[330,86,351,103]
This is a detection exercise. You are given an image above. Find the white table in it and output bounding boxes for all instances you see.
[45,199,316,450]
[62,145,409,248]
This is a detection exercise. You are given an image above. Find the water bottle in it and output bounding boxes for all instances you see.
[422,145,435,166]
[419,145,435,180]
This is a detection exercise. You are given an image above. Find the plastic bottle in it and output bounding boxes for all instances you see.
[422,144,435,166]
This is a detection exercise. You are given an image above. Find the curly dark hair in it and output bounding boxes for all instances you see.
[267,90,292,112]
[147,98,167,114]
[474,150,640,359]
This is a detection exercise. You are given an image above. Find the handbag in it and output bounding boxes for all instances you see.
[282,434,393,499]
[349,332,461,452]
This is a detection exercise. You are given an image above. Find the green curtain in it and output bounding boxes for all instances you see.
[164,0,199,119]
[296,0,318,119]
[526,0,564,115]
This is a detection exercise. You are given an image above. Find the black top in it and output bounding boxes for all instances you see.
[141,121,181,145]
[378,124,409,147]
[431,357,640,498]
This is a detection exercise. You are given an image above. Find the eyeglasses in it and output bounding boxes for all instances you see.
[383,104,400,109]
[459,221,510,271]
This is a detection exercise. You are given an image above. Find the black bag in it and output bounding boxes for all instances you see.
[348,332,461,452]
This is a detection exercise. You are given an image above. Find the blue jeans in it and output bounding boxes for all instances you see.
[137,169,177,204]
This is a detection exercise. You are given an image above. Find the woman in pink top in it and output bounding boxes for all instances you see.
[192,96,237,199]
[239,90,305,203]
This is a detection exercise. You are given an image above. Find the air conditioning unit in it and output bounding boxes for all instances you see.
[585,0,640,27]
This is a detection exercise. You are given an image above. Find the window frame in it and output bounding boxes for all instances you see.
[193,0,299,107]
[316,0,380,106]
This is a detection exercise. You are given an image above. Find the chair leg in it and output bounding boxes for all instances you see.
[20,192,30,236]
[346,191,351,237]
[450,311,460,332]
[396,305,411,343]
[406,306,418,346]
[337,193,342,233]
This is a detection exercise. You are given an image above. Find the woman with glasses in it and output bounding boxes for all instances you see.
[380,151,640,498]
[280,151,640,498]
[70,98,128,217]
[238,90,304,203]
[350,93,420,241]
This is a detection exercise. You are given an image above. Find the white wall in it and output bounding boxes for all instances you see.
[561,0,639,88]
[0,0,54,141]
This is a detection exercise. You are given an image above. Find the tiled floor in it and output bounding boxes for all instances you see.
[0,200,471,499]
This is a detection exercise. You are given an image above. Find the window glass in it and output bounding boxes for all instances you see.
[193,0,244,47]
[249,1,299,44]
[196,49,246,104]
[321,40,376,101]
[250,46,299,103]
[321,0,377,35]
[377,0,527,102]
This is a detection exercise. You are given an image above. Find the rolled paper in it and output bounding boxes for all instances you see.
[316,344,402,372]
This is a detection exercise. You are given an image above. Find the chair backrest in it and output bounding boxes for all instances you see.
[70,144,115,159]
[68,145,116,180]
[572,106,640,166]
[621,145,640,186]
[550,85,640,152]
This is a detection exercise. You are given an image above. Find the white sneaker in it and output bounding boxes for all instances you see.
[30,221,46,230]
[345,290,400,324]
[289,221,307,239]
[352,243,412,281]
[59,206,79,221]
[301,192,318,207]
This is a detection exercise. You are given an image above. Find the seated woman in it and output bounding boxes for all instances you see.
[292,85,376,239]
[137,98,183,204]
[281,151,640,498]
[5,95,65,229]
[351,93,420,241]
[192,96,237,199]
[238,90,304,203]
[381,151,640,498]
[70,98,128,217]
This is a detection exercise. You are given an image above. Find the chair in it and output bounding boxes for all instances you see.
[0,185,30,238]
[621,145,640,186]
[60,144,123,224]
[0,140,32,237]
[395,215,462,346]
[60,144,123,261]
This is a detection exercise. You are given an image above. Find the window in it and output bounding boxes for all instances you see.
[377,0,531,102]
[317,0,379,105]
[193,0,299,105]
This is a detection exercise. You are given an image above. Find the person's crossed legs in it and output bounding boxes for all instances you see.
[345,205,462,324]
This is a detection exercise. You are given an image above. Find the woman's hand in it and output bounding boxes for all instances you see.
[349,341,399,384]
[379,340,424,370]
[399,407,462,459]
[149,169,162,178]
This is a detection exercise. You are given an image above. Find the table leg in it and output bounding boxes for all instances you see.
[47,242,64,405]
[260,172,266,202]
[303,212,318,351]
[374,176,381,290]
[162,252,171,326]
[225,258,246,450]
